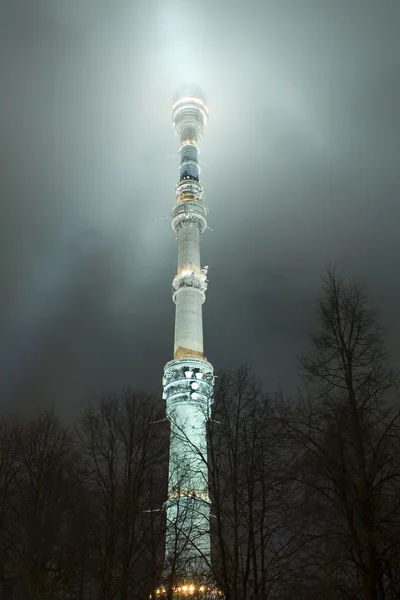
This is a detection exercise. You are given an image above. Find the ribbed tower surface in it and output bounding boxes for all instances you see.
[160,95,218,598]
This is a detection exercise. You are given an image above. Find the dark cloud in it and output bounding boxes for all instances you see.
[1,0,399,416]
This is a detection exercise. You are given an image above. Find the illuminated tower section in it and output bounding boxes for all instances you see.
[162,96,214,586]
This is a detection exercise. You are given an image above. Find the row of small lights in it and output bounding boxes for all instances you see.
[155,585,222,595]
[177,195,202,204]
[169,489,210,502]
[181,139,199,147]
[156,584,196,594]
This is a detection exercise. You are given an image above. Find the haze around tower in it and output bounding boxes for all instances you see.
[0,0,399,416]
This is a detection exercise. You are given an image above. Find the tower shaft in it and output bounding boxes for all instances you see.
[162,96,213,587]
[174,224,203,358]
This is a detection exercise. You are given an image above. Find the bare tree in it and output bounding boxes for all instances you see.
[8,410,79,600]
[0,417,21,583]
[116,391,167,600]
[78,390,166,600]
[282,269,400,599]
[208,367,301,600]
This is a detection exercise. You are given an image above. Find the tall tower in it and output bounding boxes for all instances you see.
[162,94,214,590]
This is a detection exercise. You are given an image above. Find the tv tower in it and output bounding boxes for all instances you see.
[161,94,215,593]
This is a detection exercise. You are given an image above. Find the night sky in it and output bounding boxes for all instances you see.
[1,0,399,417]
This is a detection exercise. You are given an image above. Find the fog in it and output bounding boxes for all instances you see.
[1,0,399,415]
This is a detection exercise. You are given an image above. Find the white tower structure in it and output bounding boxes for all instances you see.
[162,94,214,591]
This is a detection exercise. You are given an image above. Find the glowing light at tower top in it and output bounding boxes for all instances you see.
[172,96,208,144]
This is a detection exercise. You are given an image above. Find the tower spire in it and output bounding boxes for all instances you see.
[162,94,215,593]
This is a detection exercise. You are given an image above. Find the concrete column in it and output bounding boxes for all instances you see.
[174,288,203,358]
[177,223,200,272]
[174,222,204,358]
